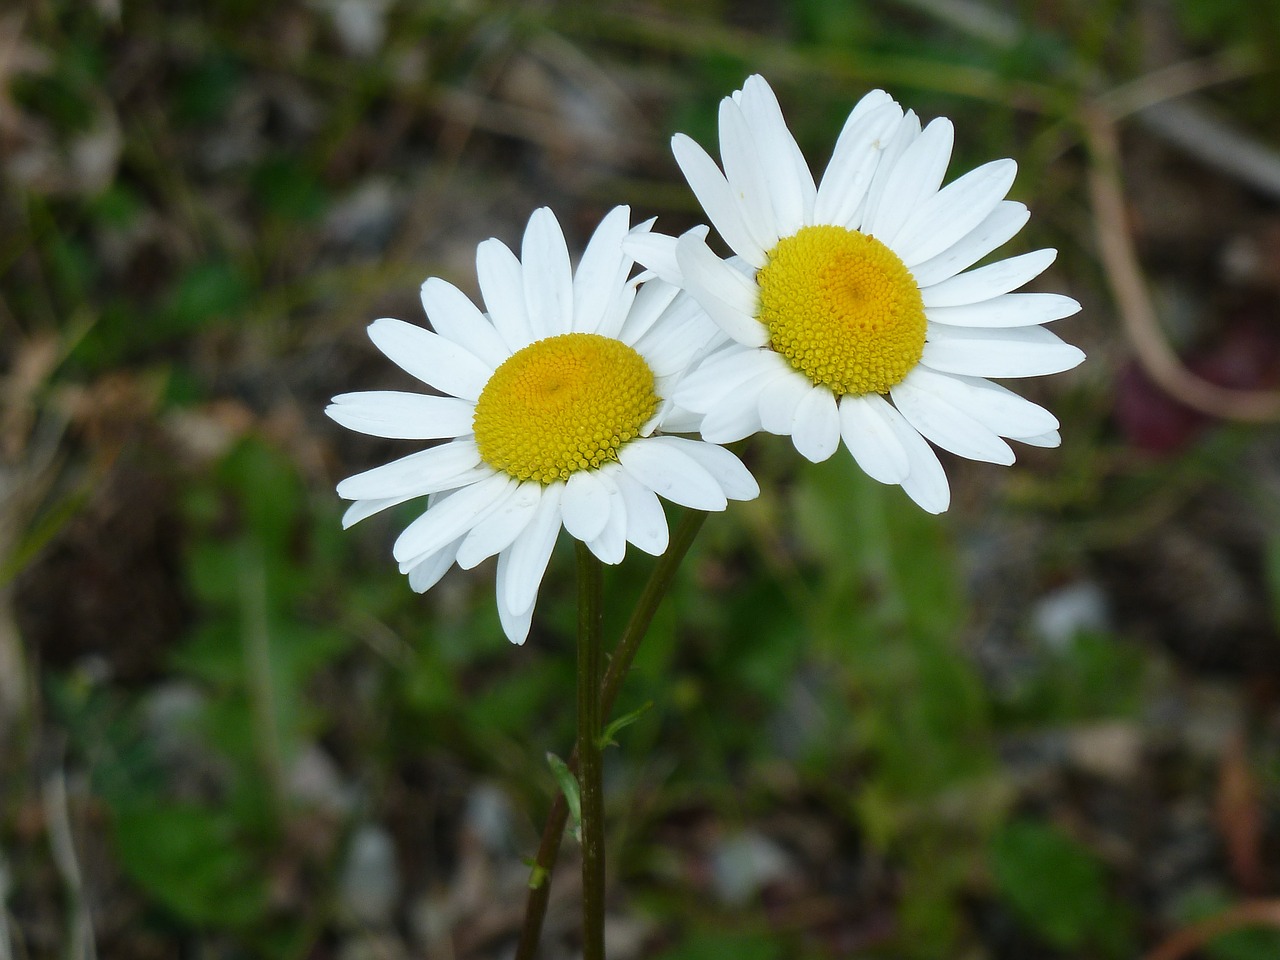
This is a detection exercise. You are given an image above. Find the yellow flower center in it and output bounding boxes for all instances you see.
[757,225,926,396]
[472,333,659,483]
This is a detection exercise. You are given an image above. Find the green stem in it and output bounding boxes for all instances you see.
[238,541,287,819]
[514,509,709,960]
[576,542,606,960]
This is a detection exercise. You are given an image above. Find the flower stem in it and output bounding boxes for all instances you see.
[514,509,709,960]
[576,541,606,960]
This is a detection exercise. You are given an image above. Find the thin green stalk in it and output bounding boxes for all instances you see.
[238,542,287,818]
[576,542,605,960]
[514,509,709,960]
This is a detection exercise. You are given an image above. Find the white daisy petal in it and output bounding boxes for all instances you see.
[631,289,725,377]
[921,248,1058,307]
[922,325,1086,378]
[814,101,903,228]
[612,467,669,556]
[790,386,842,462]
[857,109,920,233]
[623,231,678,285]
[585,468,628,565]
[618,438,728,512]
[837,393,910,484]
[890,377,1016,465]
[719,96,782,251]
[366,318,491,401]
[911,200,1029,291]
[522,207,574,338]
[672,132,768,267]
[326,392,475,440]
[701,394,765,443]
[617,274,683,346]
[895,419,951,514]
[659,436,759,502]
[342,494,418,529]
[562,470,612,544]
[892,158,1018,266]
[502,481,564,618]
[598,282,638,344]
[587,524,626,566]
[455,481,542,570]
[655,404,703,436]
[675,346,776,412]
[420,278,509,370]
[495,582,536,645]
[757,368,812,435]
[905,367,1059,439]
[926,292,1081,328]
[675,234,767,347]
[392,472,515,563]
[1012,429,1061,448]
[336,439,484,500]
[865,116,954,244]
[906,200,1030,288]
[846,88,897,124]
[573,205,633,334]
[406,537,464,594]
[737,75,815,234]
[396,490,453,571]
[476,238,534,351]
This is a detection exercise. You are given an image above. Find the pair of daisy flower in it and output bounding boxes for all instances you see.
[328,76,1085,644]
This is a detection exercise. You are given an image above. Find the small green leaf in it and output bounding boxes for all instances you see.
[546,752,581,838]
[990,819,1134,955]
[526,861,549,891]
[598,701,653,749]
[175,55,242,125]
[165,260,251,332]
[252,157,328,222]
[110,801,267,928]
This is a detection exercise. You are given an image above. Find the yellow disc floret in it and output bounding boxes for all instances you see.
[757,225,927,396]
[472,333,659,483]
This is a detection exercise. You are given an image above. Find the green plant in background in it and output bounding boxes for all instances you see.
[86,439,350,953]
[795,455,1000,955]
[990,819,1134,957]
[8,0,1280,957]
[176,440,350,812]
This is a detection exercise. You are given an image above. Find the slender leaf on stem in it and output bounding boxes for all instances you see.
[546,752,582,839]
[598,701,654,750]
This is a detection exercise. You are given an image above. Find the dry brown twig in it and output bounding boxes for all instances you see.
[1142,899,1280,960]
[1082,104,1280,422]
[896,0,1280,421]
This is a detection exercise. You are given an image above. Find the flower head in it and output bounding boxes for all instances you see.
[629,76,1084,513]
[328,206,758,644]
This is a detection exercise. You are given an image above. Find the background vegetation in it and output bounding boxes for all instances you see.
[3,0,1280,957]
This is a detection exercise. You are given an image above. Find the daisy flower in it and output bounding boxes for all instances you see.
[629,75,1085,513]
[327,206,758,644]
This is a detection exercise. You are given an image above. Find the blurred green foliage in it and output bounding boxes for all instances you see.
[5,0,1280,957]
[88,440,348,949]
[989,819,1134,956]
